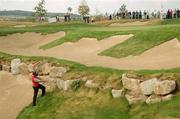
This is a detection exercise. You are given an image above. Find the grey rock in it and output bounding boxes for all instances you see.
[140,78,158,95]
[2,65,11,72]
[125,93,147,105]
[85,80,100,88]
[41,63,51,75]
[11,59,21,75]
[49,67,68,78]
[18,63,29,75]
[122,74,141,93]
[162,94,174,101]
[146,95,162,104]
[154,80,176,95]
[112,89,123,98]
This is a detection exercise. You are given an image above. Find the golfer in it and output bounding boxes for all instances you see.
[31,71,46,106]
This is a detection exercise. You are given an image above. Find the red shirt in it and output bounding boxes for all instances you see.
[31,75,40,87]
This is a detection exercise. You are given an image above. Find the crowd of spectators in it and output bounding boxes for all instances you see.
[108,9,180,20]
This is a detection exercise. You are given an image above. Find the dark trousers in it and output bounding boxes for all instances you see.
[33,84,46,106]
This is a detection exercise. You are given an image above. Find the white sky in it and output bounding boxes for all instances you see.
[0,0,180,14]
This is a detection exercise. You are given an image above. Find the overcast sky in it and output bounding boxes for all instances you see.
[0,0,180,14]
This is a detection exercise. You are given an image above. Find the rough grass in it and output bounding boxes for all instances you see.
[16,90,180,119]
[1,52,180,119]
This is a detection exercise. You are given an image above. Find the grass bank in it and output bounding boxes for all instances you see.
[17,90,180,119]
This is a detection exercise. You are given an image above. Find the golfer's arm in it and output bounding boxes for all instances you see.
[34,78,41,83]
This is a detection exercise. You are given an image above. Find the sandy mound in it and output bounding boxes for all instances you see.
[0,31,65,55]
[110,21,150,27]
[0,71,32,119]
[0,32,180,70]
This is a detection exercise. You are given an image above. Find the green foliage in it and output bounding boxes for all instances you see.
[70,80,84,91]
[34,0,47,18]
[78,0,90,16]
[119,4,128,13]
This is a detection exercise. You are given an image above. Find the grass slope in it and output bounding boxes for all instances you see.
[17,90,180,119]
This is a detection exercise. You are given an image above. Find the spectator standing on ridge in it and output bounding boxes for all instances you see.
[31,71,46,106]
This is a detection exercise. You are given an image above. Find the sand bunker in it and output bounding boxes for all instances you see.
[0,32,180,70]
[0,71,32,119]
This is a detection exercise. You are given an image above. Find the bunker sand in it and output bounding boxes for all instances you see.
[0,71,32,119]
[0,32,180,70]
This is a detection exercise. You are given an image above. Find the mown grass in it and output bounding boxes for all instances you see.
[0,20,180,53]
[100,26,180,58]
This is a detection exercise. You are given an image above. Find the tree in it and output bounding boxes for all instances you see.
[67,7,72,13]
[119,4,128,19]
[78,0,90,17]
[34,0,47,21]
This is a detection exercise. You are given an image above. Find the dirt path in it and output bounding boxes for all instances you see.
[0,32,180,70]
[0,71,32,119]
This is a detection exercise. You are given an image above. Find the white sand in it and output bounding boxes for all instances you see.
[0,71,32,119]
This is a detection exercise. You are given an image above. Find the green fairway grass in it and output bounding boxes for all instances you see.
[0,20,180,59]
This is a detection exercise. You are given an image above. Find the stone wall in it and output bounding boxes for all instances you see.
[0,58,178,105]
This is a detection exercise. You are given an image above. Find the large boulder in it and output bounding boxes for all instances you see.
[11,59,21,75]
[85,80,100,88]
[49,67,68,78]
[2,65,11,72]
[41,63,51,75]
[57,79,78,91]
[112,89,123,98]
[18,63,29,75]
[162,94,174,101]
[125,93,147,105]
[146,95,162,104]
[154,80,176,95]
[140,78,158,95]
[122,74,141,92]
[57,79,65,90]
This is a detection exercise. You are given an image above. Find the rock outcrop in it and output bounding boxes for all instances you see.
[122,74,177,105]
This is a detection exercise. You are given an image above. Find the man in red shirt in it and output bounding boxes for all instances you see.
[31,71,46,106]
